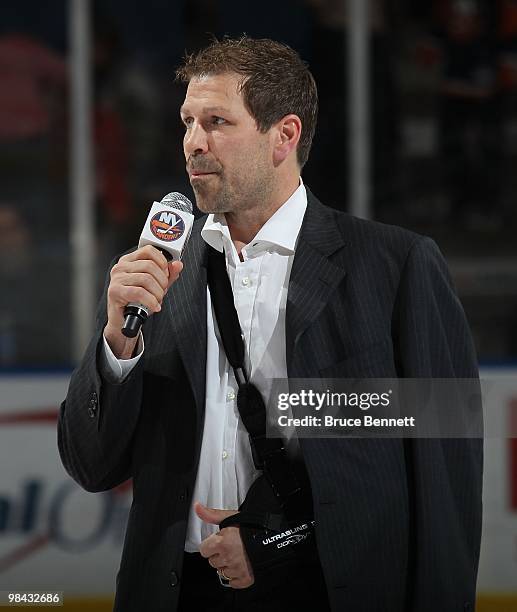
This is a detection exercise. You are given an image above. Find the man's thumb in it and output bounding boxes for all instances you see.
[194,502,237,526]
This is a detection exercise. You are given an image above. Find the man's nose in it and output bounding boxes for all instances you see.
[184,122,209,156]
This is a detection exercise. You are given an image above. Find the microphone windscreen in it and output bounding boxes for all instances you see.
[160,192,193,215]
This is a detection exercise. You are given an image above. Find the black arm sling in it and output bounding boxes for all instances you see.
[206,245,317,578]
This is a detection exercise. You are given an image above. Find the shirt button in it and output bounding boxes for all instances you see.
[242,277,250,286]
[226,390,236,401]
[222,450,228,460]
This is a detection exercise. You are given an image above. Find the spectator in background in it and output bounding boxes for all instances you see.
[0,34,70,366]
[431,0,502,229]
[494,0,517,226]
[0,34,66,141]
[0,33,67,233]
[496,0,517,79]
[304,0,401,213]
[93,19,133,263]
[92,13,177,267]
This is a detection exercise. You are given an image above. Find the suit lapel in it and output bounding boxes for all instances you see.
[163,223,208,413]
[286,190,347,374]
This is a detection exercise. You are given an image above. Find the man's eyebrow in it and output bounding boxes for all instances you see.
[179,105,230,115]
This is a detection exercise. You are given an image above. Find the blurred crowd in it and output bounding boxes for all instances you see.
[1,0,516,367]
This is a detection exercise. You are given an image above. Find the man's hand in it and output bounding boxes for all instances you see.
[195,502,254,589]
[104,245,183,358]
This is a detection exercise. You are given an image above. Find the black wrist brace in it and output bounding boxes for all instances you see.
[219,476,317,582]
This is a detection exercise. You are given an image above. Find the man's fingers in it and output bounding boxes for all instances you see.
[118,259,170,291]
[207,554,228,569]
[196,503,253,591]
[226,572,254,589]
[194,501,237,526]
[222,563,245,577]
[108,259,184,320]
[113,285,161,313]
[119,273,166,303]
[199,534,222,559]
[210,560,254,589]
[195,502,222,526]
[110,249,184,315]
[167,261,183,289]
[229,577,254,589]
[120,245,168,269]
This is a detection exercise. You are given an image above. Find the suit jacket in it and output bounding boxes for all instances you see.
[58,189,482,612]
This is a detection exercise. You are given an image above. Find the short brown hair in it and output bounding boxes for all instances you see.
[176,36,318,168]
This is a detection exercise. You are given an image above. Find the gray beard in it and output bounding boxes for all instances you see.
[193,165,274,215]
[193,182,233,214]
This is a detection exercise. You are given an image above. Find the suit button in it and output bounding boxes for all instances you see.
[464,604,471,611]
[170,570,179,587]
[179,489,187,502]
[88,393,98,418]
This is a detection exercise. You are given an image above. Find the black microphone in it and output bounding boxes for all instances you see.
[121,192,194,338]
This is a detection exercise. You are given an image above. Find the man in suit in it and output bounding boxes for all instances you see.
[58,36,482,611]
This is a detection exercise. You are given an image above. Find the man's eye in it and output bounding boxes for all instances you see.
[212,116,226,125]
[182,118,193,129]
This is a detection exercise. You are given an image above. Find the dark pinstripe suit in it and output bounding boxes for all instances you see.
[58,189,482,612]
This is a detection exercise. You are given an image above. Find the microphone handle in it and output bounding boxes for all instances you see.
[122,304,149,338]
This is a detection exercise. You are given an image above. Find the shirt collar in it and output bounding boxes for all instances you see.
[201,179,307,258]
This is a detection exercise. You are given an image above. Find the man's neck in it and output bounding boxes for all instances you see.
[225,175,300,256]
[227,212,268,262]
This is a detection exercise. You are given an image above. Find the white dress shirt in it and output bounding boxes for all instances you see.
[102,180,307,552]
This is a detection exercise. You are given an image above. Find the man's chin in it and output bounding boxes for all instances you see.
[194,197,225,215]
[193,193,211,212]
[193,190,229,214]
[191,185,209,211]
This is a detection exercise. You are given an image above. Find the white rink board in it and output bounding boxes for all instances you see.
[0,370,516,595]
[0,374,130,594]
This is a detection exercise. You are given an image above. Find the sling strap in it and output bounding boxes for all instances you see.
[206,246,302,512]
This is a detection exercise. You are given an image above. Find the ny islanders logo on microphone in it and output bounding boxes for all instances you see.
[150,210,185,242]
